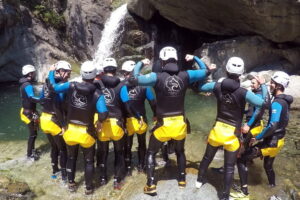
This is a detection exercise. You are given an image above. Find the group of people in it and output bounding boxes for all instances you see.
[19,46,293,200]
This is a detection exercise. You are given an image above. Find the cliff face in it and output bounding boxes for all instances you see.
[128,0,300,43]
[0,0,111,82]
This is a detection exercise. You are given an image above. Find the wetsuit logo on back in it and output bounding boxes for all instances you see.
[71,91,87,108]
[164,76,183,96]
[222,93,234,105]
[103,88,115,105]
[128,88,139,99]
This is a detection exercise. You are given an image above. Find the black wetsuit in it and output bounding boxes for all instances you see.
[96,75,126,184]
[197,78,249,200]
[65,82,101,190]
[40,78,67,178]
[146,69,190,186]
[19,77,39,158]
[123,80,156,173]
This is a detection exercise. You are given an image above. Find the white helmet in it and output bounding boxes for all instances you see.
[159,46,178,61]
[80,61,96,80]
[55,60,71,71]
[226,57,244,75]
[103,57,117,69]
[271,71,290,89]
[121,60,135,72]
[22,64,36,76]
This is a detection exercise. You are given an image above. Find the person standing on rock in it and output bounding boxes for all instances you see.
[19,64,41,161]
[196,57,267,200]
[232,71,293,199]
[130,46,215,195]
[39,61,71,181]
[120,60,156,175]
[48,61,108,195]
[95,58,138,190]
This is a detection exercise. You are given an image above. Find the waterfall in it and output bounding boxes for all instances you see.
[93,4,128,70]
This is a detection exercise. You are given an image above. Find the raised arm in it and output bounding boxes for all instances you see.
[132,60,157,87]
[48,70,70,93]
[198,82,216,92]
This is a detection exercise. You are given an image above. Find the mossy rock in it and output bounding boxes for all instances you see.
[7,181,30,195]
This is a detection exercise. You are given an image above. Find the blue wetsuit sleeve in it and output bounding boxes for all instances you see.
[146,87,155,101]
[48,70,70,93]
[187,70,207,84]
[187,56,208,84]
[256,102,282,140]
[96,95,108,113]
[194,56,207,70]
[133,61,157,86]
[198,82,216,92]
[247,93,262,126]
[25,85,40,102]
[245,91,264,107]
[261,84,267,100]
[120,85,129,103]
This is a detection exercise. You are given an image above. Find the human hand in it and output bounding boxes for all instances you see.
[208,63,216,71]
[96,120,102,133]
[50,63,57,71]
[241,124,250,134]
[257,75,265,85]
[185,54,194,62]
[141,59,150,66]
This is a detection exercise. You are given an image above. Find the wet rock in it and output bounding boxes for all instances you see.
[124,30,150,47]
[128,0,300,43]
[0,0,111,82]
[7,182,30,195]
[130,174,218,200]
[194,36,300,79]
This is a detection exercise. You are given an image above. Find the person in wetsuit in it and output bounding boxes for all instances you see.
[48,61,108,195]
[130,46,215,195]
[232,71,293,199]
[196,57,267,200]
[95,57,136,190]
[211,72,270,174]
[19,64,41,161]
[120,60,156,175]
[39,61,71,181]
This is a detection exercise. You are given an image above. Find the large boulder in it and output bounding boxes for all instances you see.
[128,0,300,43]
[193,36,300,78]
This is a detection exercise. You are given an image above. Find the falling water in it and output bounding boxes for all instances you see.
[93,4,128,70]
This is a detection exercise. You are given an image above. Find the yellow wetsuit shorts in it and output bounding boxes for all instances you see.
[63,123,95,148]
[20,108,32,124]
[40,112,62,136]
[250,120,264,137]
[153,115,187,142]
[208,121,240,152]
[261,138,284,157]
[98,118,124,142]
[126,117,148,136]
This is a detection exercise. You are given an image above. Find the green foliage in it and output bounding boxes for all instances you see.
[33,5,65,29]
[111,0,129,10]
[20,0,65,29]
